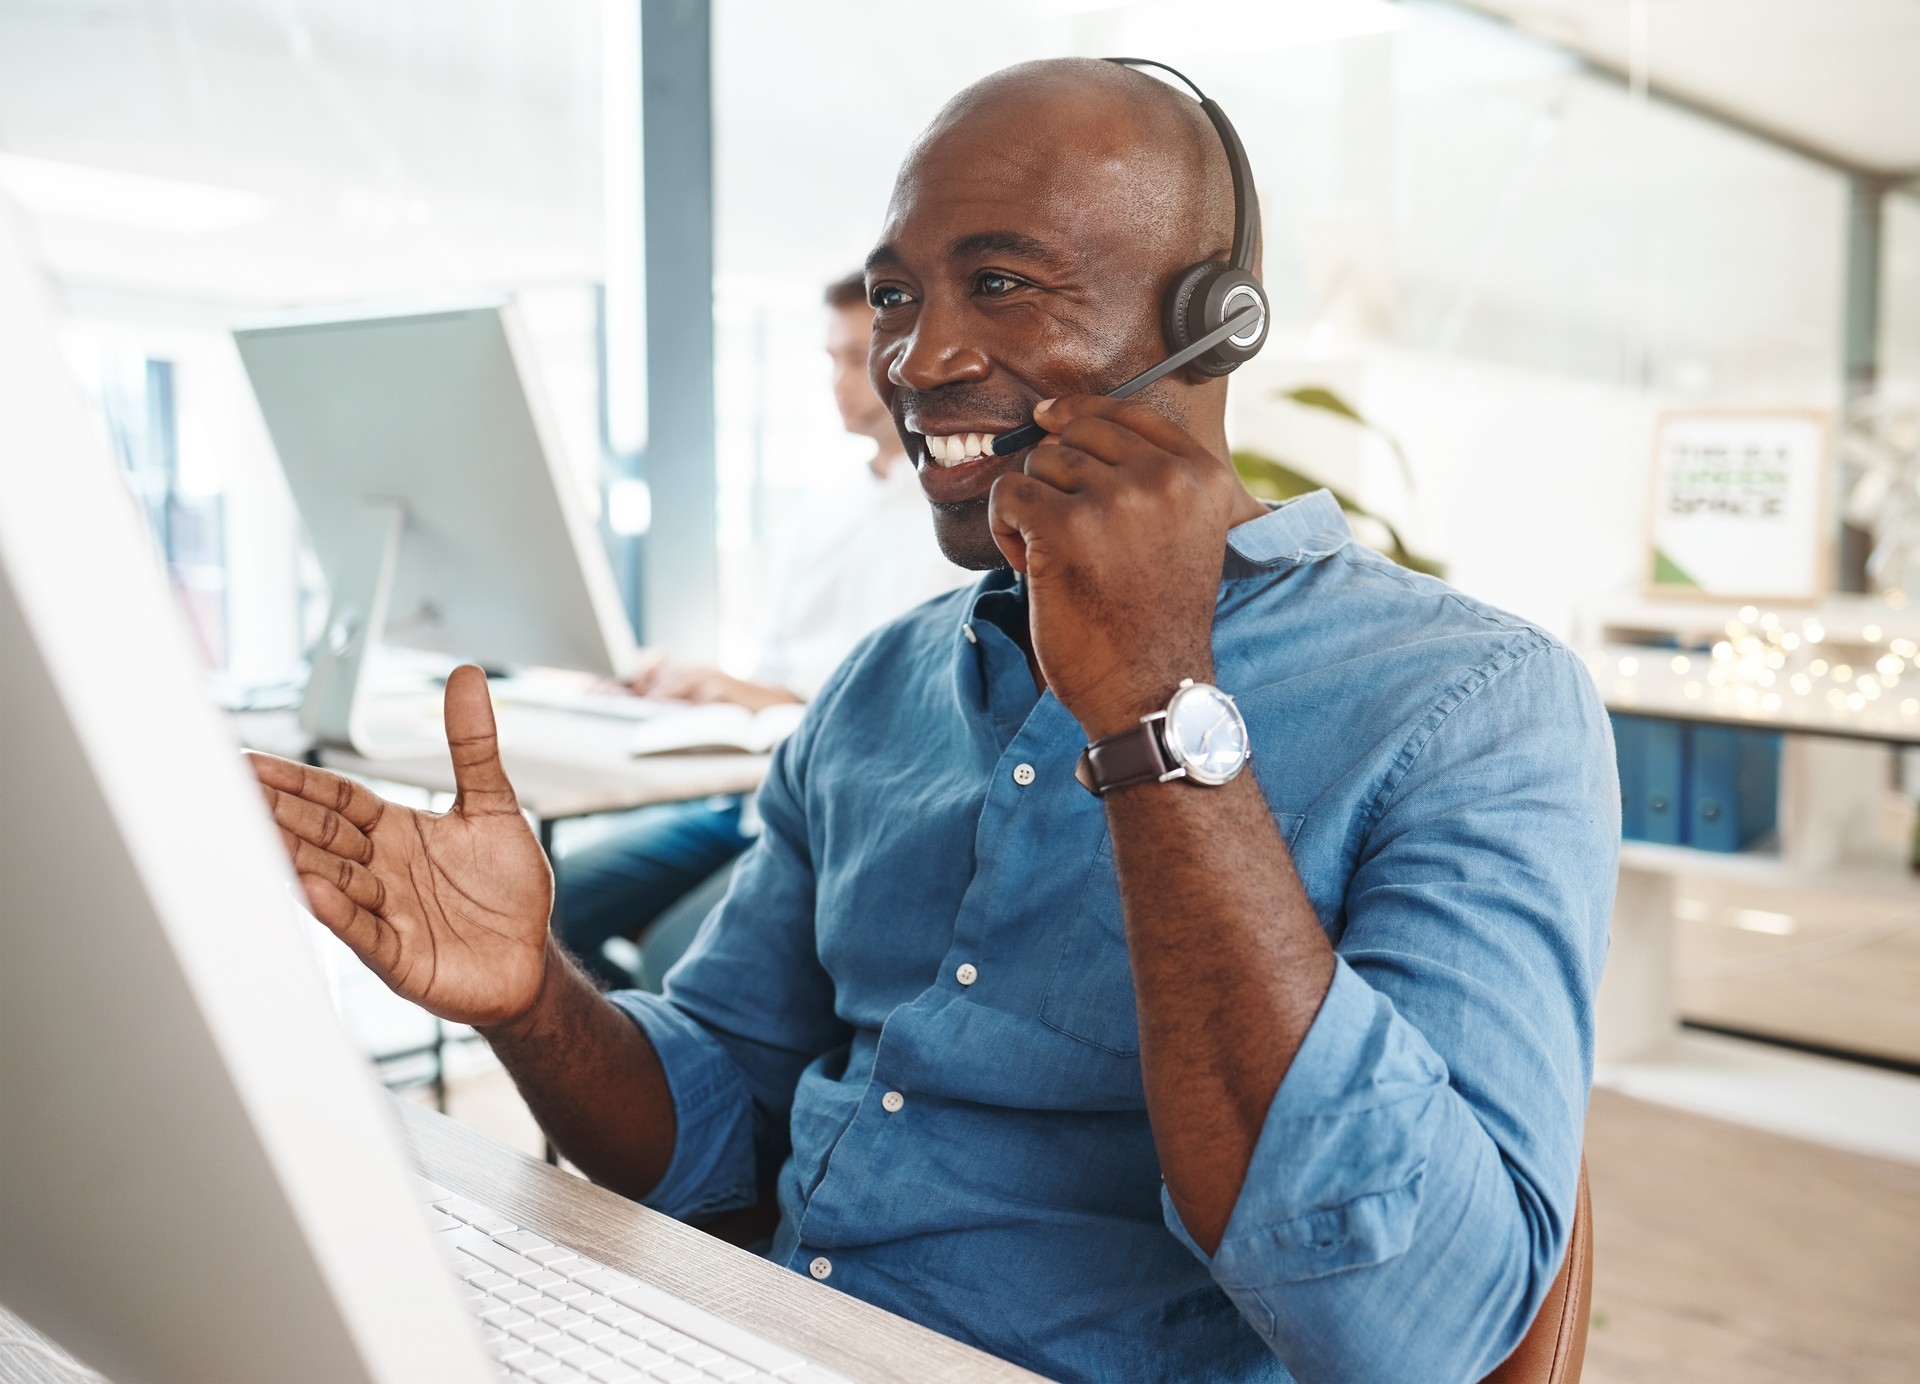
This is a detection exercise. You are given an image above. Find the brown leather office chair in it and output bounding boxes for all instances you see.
[1481,1160,1593,1384]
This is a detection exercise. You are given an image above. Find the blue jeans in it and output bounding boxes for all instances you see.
[552,796,750,992]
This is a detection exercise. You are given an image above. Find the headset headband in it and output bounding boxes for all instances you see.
[1104,57,1260,277]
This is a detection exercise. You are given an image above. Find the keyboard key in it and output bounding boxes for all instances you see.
[591,1303,642,1327]
[529,1364,588,1384]
[445,1225,542,1279]
[575,1268,640,1295]
[522,1270,569,1292]
[473,1271,516,1294]
[653,1331,696,1354]
[698,1363,756,1382]
[497,1281,545,1305]
[498,1229,556,1255]
[548,1308,592,1333]
[643,1364,699,1383]
[559,1344,615,1371]
[573,1293,614,1315]
[526,1296,572,1320]
[551,1279,596,1303]
[668,1343,724,1368]
[440,1195,519,1236]
[779,1368,857,1384]
[424,1207,462,1233]
[482,1305,532,1328]
[527,1245,576,1265]
[586,1363,647,1383]
[415,1175,456,1203]
[509,1318,564,1345]
[573,1319,622,1345]
[609,1339,670,1367]
[546,1255,596,1278]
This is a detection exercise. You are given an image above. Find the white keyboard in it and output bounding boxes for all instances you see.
[416,1176,854,1384]
[487,680,667,722]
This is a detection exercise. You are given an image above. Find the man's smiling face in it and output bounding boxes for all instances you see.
[865,59,1234,569]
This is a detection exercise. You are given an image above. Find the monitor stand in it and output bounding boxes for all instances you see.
[300,502,444,759]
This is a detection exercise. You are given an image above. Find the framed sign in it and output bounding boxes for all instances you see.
[1646,410,1831,601]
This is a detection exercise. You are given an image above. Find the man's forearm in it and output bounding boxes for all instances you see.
[1106,772,1335,1253]
[479,938,678,1200]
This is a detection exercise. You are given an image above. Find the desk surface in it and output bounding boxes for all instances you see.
[234,703,769,821]
[400,1101,1047,1384]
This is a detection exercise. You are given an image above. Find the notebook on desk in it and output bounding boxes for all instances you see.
[0,207,847,1384]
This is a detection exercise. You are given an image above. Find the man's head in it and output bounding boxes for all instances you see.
[865,57,1241,569]
[825,272,897,453]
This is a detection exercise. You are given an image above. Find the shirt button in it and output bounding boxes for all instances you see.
[881,1090,905,1113]
[1012,762,1036,786]
[962,621,978,645]
[955,962,978,986]
[809,1256,832,1280]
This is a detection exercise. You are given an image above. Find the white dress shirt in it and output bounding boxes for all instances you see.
[754,454,973,700]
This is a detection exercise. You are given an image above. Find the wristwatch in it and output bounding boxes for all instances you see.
[1074,679,1251,797]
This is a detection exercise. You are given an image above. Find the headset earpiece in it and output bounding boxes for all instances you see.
[1106,56,1269,379]
[1161,261,1269,378]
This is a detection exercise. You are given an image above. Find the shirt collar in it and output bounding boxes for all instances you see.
[1225,489,1351,571]
[959,487,1350,645]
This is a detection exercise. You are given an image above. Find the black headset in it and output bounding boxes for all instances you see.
[1107,57,1269,377]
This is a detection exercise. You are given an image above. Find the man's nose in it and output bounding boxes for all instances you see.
[887,299,990,392]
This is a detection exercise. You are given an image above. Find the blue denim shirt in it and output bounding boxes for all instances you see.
[612,491,1617,1384]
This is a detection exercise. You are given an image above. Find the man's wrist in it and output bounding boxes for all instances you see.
[479,936,576,1045]
[1073,662,1215,741]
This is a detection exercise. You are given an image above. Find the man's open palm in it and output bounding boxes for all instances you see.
[248,665,553,1027]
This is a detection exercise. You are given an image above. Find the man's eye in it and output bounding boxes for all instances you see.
[977,272,1022,297]
[870,285,911,310]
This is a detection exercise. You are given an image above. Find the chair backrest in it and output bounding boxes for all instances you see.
[1481,1160,1593,1384]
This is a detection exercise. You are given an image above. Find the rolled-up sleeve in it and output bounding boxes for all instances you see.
[605,682,853,1223]
[1167,640,1617,1383]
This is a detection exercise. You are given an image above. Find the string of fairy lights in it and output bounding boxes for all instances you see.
[1597,604,1920,722]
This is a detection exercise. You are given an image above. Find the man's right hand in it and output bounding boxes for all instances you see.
[248,664,554,1028]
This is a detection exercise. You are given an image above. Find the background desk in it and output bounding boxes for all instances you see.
[0,1101,1046,1384]
[233,700,771,852]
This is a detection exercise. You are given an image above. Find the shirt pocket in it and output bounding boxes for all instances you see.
[1038,813,1307,1057]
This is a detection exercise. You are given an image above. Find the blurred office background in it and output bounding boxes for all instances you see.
[3,3,1917,1381]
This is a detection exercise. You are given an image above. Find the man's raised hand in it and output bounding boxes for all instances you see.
[248,664,554,1027]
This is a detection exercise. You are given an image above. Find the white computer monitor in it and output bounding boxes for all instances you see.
[0,207,495,1383]
[233,301,638,754]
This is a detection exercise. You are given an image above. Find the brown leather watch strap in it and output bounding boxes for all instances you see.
[1075,714,1175,797]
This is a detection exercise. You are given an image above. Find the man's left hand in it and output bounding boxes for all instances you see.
[988,395,1250,738]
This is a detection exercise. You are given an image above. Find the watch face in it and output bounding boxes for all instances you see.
[1163,682,1250,786]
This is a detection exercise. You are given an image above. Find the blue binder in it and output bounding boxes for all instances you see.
[1687,725,1781,852]
[1610,713,1686,844]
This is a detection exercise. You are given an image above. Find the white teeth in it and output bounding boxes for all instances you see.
[922,432,998,468]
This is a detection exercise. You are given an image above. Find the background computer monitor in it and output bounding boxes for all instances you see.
[234,302,638,753]
[0,208,493,1383]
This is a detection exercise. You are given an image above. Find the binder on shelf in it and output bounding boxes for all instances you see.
[1687,724,1781,853]
[1609,713,1686,845]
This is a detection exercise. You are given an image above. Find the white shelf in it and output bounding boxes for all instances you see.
[1619,839,1920,898]
[1583,644,1920,747]
[1579,593,1920,650]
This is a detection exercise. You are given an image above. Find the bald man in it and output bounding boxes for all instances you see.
[252,59,1615,1384]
